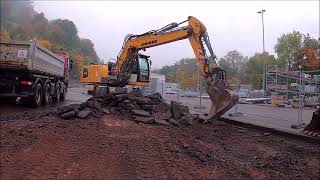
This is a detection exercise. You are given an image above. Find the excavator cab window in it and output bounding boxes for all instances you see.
[137,54,150,82]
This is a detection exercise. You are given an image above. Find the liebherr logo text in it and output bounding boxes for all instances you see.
[140,40,157,47]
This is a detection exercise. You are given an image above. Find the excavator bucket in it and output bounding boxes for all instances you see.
[202,69,239,122]
[303,107,320,138]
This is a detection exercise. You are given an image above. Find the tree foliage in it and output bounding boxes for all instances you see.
[245,52,276,89]
[36,38,52,49]
[156,51,277,90]
[292,34,319,71]
[218,50,248,85]
[274,31,319,71]
[0,0,100,78]
[274,31,303,69]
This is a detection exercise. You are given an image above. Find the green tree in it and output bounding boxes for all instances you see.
[30,12,50,40]
[218,57,232,75]
[245,52,276,89]
[1,1,100,78]
[219,50,247,77]
[80,38,99,63]
[158,64,178,83]
[50,19,80,48]
[274,31,303,70]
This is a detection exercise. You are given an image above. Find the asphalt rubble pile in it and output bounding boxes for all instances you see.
[56,90,199,127]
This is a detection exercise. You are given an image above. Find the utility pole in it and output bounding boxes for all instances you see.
[258,9,266,98]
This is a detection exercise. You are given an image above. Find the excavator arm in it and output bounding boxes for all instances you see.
[115,16,216,79]
[114,16,239,121]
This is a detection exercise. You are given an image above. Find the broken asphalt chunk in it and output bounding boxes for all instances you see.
[77,109,92,118]
[155,119,170,126]
[131,109,151,117]
[56,104,80,115]
[133,116,155,124]
[60,109,79,119]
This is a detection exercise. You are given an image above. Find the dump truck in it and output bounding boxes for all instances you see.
[0,39,72,107]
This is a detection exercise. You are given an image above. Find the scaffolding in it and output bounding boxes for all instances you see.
[266,65,320,105]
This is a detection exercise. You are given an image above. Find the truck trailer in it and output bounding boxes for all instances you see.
[0,39,72,107]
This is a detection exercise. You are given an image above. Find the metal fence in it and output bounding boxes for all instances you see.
[159,70,319,133]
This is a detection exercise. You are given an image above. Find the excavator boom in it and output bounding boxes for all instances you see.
[114,16,239,121]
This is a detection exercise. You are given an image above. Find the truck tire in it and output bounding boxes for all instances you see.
[23,83,43,107]
[52,84,61,102]
[42,83,51,105]
[60,85,67,101]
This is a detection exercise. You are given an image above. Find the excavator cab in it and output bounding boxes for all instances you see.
[80,54,151,87]
[127,54,151,85]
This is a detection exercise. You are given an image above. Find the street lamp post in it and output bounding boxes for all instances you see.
[258,9,266,98]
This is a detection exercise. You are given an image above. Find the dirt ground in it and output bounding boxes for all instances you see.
[0,112,319,180]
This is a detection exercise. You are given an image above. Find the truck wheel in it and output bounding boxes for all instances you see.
[26,83,43,107]
[42,83,51,105]
[54,85,61,102]
[60,86,67,101]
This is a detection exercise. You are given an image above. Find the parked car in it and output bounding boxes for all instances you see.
[238,92,249,104]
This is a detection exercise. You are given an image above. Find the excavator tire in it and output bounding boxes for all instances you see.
[303,109,320,138]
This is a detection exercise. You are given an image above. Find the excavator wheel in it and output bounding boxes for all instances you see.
[203,68,239,122]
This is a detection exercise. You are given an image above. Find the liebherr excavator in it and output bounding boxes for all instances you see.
[81,16,239,121]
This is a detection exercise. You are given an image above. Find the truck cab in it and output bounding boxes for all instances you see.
[53,51,73,82]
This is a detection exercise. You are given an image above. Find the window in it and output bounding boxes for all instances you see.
[138,56,149,82]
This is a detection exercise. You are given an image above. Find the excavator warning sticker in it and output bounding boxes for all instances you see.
[17,49,28,58]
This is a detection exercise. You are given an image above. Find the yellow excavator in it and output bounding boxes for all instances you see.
[81,16,239,121]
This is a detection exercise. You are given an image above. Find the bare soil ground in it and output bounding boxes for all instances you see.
[0,113,319,180]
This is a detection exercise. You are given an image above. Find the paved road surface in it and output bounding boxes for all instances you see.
[0,86,90,115]
[163,94,315,134]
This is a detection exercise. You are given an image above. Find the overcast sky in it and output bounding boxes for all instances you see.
[34,1,319,69]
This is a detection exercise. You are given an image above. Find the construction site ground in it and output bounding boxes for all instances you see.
[0,87,319,179]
